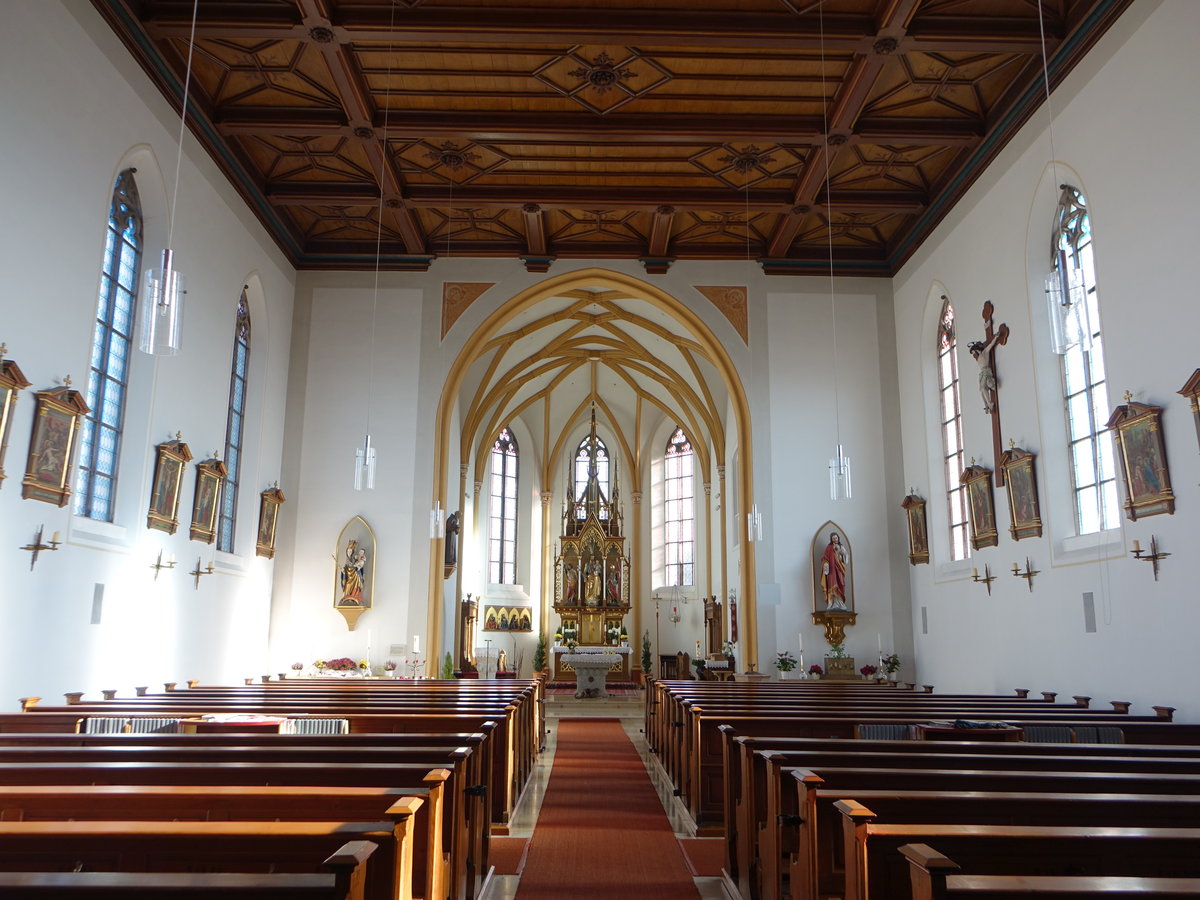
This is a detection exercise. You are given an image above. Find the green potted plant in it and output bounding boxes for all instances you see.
[532,631,547,674]
[440,652,454,680]
[640,631,653,684]
[774,650,798,680]
[881,653,900,681]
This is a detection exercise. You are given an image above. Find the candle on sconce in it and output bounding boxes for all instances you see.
[1132,539,1141,553]
[51,531,60,544]
[1012,562,1020,573]
[972,567,979,578]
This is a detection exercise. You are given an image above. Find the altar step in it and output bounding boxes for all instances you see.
[545,691,645,718]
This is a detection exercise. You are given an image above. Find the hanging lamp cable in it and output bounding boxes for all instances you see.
[166,0,198,254]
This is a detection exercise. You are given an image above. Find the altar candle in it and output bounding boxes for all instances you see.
[412,634,420,655]
[877,633,881,653]
[798,632,803,652]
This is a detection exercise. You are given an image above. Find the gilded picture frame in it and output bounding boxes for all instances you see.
[21,382,90,507]
[189,456,227,543]
[999,446,1042,540]
[900,493,929,565]
[482,604,533,632]
[0,350,31,488]
[1179,369,1200,455]
[961,463,998,549]
[255,483,285,559]
[1106,397,1174,521]
[333,515,375,631]
[147,435,192,534]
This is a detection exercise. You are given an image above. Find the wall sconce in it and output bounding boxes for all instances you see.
[189,556,214,590]
[1130,536,1170,581]
[20,525,61,570]
[150,549,177,580]
[971,564,996,595]
[1011,558,1040,591]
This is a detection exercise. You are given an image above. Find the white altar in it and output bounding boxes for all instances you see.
[561,649,623,698]
[551,645,632,684]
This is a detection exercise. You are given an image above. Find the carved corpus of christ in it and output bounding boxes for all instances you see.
[968,301,1009,486]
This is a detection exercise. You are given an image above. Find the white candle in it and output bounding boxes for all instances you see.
[972,567,979,577]
[877,633,881,653]
[412,634,420,655]
[798,632,803,652]
[51,531,60,543]
[1132,539,1141,553]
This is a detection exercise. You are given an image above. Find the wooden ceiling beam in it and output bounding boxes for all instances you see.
[267,184,926,214]
[290,0,426,255]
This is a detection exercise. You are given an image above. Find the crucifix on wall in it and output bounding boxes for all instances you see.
[968,301,1009,486]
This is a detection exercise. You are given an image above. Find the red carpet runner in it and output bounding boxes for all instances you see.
[515,718,702,899]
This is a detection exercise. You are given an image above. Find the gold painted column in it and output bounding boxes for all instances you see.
[630,490,643,672]
[540,490,554,645]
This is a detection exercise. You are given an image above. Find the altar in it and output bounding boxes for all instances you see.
[561,649,624,698]
[551,645,632,683]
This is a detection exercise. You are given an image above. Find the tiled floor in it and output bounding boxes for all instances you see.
[486,694,729,899]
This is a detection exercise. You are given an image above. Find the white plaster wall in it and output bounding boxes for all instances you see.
[892,0,1200,718]
[763,281,906,675]
[0,2,295,703]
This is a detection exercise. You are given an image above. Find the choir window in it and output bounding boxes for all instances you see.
[75,169,142,521]
[217,289,251,552]
[1054,186,1118,534]
[574,432,610,515]
[937,298,970,560]
[663,427,695,586]
[488,427,519,584]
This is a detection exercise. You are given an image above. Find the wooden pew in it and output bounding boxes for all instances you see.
[0,840,375,900]
[790,767,1200,900]
[900,843,1200,900]
[834,813,1200,900]
[0,816,422,900]
[721,731,1200,900]
[0,761,466,900]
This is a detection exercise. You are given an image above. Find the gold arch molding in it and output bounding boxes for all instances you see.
[426,268,760,672]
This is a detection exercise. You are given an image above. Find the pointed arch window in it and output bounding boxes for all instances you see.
[217,289,251,552]
[75,169,142,521]
[1053,186,1118,534]
[937,299,970,560]
[664,427,695,586]
[488,427,519,584]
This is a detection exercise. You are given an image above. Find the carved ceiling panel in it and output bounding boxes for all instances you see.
[93,0,1133,275]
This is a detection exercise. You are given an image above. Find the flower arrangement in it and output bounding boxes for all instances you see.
[290,662,303,671]
[827,641,847,659]
[774,651,797,672]
[808,664,824,676]
[881,653,900,675]
[384,661,398,672]
[860,664,878,677]
[317,656,357,671]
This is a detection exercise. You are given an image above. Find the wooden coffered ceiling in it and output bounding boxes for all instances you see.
[92,0,1132,276]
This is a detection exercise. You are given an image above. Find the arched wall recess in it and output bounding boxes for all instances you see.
[428,268,758,673]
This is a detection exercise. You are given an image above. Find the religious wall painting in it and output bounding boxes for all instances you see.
[146,434,192,534]
[255,483,285,558]
[21,381,89,507]
[333,515,376,631]
[482,604,533,633]
[900,493,929,565]
[999,446,1042,541]
[1106,396,1174,521]
[961,462,998,549]
[189,456,227,543]
[0,348,31,487]
[1179,368,1200,455]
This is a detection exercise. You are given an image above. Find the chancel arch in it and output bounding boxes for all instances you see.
[429,268,757,675]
